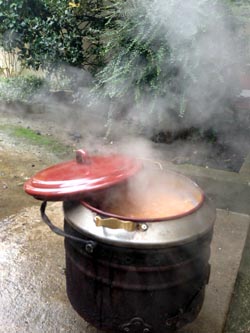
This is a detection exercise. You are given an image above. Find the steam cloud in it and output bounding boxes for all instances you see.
[3,0,245,165]
[71,0,241,145]
[122,0,241,134]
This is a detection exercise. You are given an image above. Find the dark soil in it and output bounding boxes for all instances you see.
[151,125,248,172]
[150,93,250,173]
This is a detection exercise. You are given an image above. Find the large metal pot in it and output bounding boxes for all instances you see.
[25,149,216,333]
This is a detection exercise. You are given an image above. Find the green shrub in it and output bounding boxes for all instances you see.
[94,0,240,132]
[0,0,107,74]
[0,75,47,103]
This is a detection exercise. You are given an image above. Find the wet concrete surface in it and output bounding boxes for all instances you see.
[180,210,249,333]
[0,114,66,219]
[0,204,90,333]
[224,221,250,333]
[0,148,57,220]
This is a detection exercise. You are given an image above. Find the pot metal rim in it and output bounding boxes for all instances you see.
[63,198,216,248]
[80,190,205,222]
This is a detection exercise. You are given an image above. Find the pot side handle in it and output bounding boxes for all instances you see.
[94,216,148,232]
[94,215,137,231]
[40,201,96,254]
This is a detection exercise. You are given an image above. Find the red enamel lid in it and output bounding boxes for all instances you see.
[24,149,142,201]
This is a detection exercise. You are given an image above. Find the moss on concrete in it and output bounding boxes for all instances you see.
[0,124,71,156]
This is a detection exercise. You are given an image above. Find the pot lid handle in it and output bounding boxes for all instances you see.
[76,149,91,164]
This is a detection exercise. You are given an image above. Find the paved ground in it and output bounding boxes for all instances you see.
[224,226,250,333]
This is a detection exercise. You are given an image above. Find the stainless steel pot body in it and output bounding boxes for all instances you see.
[63,198,215,332]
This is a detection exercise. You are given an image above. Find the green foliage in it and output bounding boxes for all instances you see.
[95,1,177,110]
[94,0,238,123]
[0,0,106,74]
[0,75,47,102]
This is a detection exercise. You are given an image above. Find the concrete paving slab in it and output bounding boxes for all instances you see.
[180,210,250,333]
[224,219,250,333]
[157,161,250,215]
[0,204,249,333]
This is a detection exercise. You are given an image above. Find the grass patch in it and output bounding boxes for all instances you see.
[1,125,72,155]
[0,75,47,103]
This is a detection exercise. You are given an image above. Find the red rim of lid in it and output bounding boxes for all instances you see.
[24,149,142,201]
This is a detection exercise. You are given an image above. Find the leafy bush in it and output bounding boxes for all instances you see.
[95,1,176,106]
[94,0,240,131]
[0,0,107,74]
[0,75,47,103]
